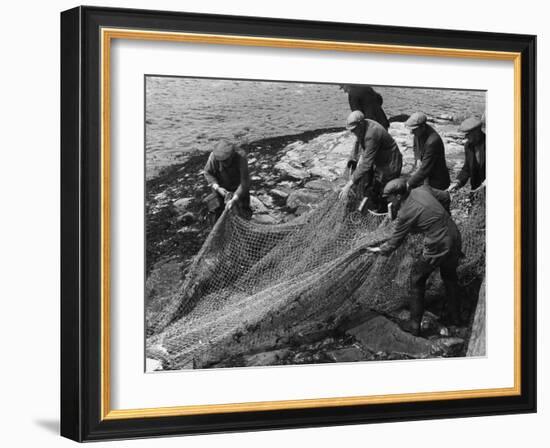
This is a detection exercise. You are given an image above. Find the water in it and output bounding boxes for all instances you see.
[145,76,485,178]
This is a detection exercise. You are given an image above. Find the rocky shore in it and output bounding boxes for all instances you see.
[146,115,484,370]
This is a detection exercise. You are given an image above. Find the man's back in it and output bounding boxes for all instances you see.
[351,119,402,184]
[409,124,450,190]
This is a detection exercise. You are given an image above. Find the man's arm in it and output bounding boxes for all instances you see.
[379,206,418,255]
[454,145,471,188]
[351,131,379,185]
[347,138,361,171]
[233,154,250,199]
[203,154,218,186]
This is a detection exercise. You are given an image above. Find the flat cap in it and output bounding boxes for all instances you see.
[382,178,408,197]
[212,140,235,161]
[346,110,365,130]
[405,112,427,130]
[458,117,483,133]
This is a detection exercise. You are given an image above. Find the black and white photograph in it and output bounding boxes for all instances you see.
[144,77,487,372]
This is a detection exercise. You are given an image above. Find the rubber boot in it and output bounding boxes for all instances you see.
[401,290,424,336]
[445,280,461,326]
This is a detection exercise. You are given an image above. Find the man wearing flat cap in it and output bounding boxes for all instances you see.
[405,112,451,192]
[339,110,403,212]
[367,178,463,336]
[448,116,486,192]
[203,140,252,223]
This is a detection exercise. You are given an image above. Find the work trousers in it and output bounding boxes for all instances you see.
[409,253,460,325]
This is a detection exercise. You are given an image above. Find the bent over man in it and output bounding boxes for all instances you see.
[405,112,451,191]
[341,84,390,130]
[368,178,462,336]
[339,111,402,212]
[203,140,252,224]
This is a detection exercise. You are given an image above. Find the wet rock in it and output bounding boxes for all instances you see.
[146,358,163,371]
[176,211,195,225]
[242,349,290,366]
[335,307,379,332]
[287,189,324,210]
[274,161,310,180]
[258,194,274,208]
[305,179,336,191]
[250,195,269,214]
[348,315,461,358]
[326,346,365,363]
[173,197,193,212]
[177,226,199,234]
[295,205,312,216]
[431,337,464,357]
[252,214,278,225]
[271,188,289,199]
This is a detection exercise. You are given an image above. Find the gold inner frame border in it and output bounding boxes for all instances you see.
[99,27,522,421]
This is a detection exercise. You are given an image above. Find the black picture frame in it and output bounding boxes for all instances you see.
[61,5,536,442]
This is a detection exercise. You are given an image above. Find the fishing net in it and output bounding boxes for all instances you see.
[147,186,485,369]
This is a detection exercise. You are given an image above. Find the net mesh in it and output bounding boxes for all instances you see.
[147,186,485,369]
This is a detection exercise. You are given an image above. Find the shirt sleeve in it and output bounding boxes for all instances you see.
[352,128,379,184]
[379,203,419,254]
[455,144,471,187]
[408,137,438,188]
[348,137,361,164]
[234,154,250,199]
[203,154,218,186]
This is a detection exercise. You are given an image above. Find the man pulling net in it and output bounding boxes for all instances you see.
[339,111,403,213]
[367,178,463,336]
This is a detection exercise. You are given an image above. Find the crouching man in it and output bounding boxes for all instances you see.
[368,178,463,336]
[203,140,252,224]
[339,110,403,213]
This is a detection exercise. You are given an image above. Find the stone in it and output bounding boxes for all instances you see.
[348,315,458,358]
[242,349,290,366]
[431,337,465,357]
[258,194,274,207]
[304,179,335,191]
[270,188,289,199]
[176,211,195,225]
[173,197,193,212]
[326,346,365,363]
[146,358,163,371]
[252,214,277,225]
[286,189,324,210]
[274,161,310,180]
[177,226,198,234]
[249,195,269,214]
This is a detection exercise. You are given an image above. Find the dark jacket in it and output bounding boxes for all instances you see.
[203,150,250,207]
[347,85,390,130]
[380,185,461,263]
[349,119,403,187]
[409,124,451,190]
[456,132,486,190]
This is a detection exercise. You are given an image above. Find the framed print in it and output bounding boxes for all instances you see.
[60,6,536,442]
